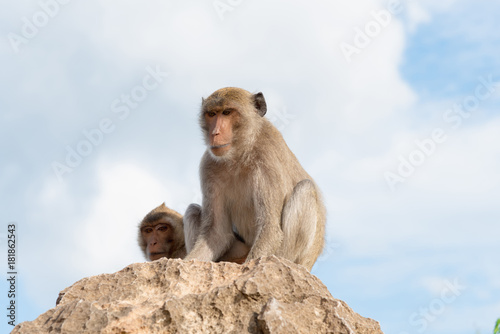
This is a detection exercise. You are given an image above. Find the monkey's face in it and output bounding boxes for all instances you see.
[201,88,267,159]
[203,106,239,157]
[141,223,174,261]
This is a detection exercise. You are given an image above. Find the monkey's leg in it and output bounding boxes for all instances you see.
[278,179,323,271]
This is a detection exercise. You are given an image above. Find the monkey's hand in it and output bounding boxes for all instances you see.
[183,241,217,262]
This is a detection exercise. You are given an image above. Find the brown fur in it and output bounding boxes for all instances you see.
[184,87,326,271]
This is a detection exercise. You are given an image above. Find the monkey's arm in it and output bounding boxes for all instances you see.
[184,195,234,262]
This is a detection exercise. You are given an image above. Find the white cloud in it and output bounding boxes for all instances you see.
[406,1,431,31]
[73,160,171,275]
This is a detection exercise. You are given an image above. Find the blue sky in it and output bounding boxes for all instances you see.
[1,1,499,333]
[401,1,500,100]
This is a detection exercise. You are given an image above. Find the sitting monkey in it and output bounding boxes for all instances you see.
[184,87,326,271]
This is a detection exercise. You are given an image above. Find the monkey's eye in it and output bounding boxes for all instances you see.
[206,111,216,117]
[143,227,153,234]
[222,109,232,116]
[157,225,168,232]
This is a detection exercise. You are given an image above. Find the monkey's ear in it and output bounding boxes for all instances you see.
[253,92,267,117]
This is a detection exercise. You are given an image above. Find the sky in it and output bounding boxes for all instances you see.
[1,0,499,333]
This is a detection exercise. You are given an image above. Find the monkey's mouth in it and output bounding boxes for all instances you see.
[211,143,231,149]
[210,143,232,157]
[150,252,167,260]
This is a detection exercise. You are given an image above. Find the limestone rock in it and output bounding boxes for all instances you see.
[12,256,383,333]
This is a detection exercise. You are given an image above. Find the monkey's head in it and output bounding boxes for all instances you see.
[138,203,185,261]
[200,87,267,160]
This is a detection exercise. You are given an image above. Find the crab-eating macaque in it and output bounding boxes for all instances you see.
[183,87,326,271]
[138,203,249,263]
[138,203,186,261]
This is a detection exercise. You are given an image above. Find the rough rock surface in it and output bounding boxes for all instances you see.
[12,256,383,334]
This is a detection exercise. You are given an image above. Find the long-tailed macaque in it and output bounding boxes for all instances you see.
[138,203,249,263]
[138,203,186,261]
[183,87,326,271]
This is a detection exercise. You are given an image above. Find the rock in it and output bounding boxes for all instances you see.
[12,256,383,333]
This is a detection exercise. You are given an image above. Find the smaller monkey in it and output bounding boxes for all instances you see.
[138,203,249,263]
[138,203,186,261]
